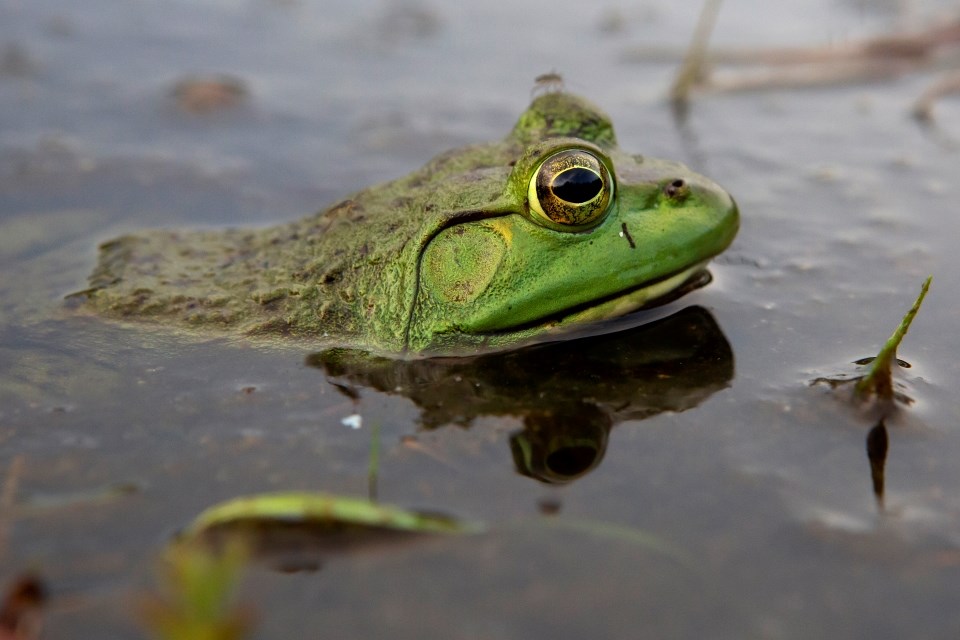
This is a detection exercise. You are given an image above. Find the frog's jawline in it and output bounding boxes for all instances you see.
[483,262,712,337]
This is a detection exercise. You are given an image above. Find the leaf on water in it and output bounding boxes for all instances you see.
[855,276,932,403]
[180,492,482,542]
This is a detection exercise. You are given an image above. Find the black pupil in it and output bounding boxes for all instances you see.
[551,168,602,204]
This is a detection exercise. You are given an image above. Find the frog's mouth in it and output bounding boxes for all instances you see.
[493,261,712,337]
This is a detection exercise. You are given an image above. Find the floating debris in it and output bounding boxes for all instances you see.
[340,414,362,430]
[669,0,723,114]
[628,8,960,118]
[0,573,46,640]
[912,69,960,122]
[172,75,248,114]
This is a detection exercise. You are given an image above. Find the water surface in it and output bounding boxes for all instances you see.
[2,1,960,638]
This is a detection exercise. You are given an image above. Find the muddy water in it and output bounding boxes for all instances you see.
[2,1,960,638]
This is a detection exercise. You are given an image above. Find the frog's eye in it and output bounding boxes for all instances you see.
[528,149,613,228]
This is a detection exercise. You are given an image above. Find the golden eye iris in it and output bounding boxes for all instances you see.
[528,149,613,228]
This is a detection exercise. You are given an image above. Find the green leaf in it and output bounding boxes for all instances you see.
[855,276,931,402]
[180,492,482,540]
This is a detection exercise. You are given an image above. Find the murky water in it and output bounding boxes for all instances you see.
[3,0,960,638]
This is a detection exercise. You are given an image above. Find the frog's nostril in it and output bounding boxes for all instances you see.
[663,178,690,202]
[665,179,686,198]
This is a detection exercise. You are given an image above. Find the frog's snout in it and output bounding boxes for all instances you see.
[680,173,739,230]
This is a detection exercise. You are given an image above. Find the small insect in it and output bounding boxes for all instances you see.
[531,71,565,97]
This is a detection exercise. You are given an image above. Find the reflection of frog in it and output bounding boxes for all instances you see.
[80,93,738,356]
[311,306,733,483]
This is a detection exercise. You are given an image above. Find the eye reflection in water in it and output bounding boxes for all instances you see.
[308,305,734,484]
[510,405,612,484]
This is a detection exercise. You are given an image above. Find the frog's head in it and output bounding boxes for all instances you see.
[403,92,738,354]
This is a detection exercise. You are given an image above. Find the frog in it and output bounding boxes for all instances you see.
[77,91,739,356]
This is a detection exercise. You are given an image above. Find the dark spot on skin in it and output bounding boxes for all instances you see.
[359,243,370,257]
[246,317,295,337]
[620,222,636,249]
[507,160,516,167]
[327,200,354,216]
[321,268,344,285]
[453,226,465,236]
[319,199,366,232]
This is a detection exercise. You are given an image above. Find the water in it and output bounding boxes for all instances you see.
[2,0,960,637]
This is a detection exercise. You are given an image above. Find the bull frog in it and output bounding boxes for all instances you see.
[77,92,739,356]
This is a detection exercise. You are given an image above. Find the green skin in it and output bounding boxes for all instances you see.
[80,93,739,356]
